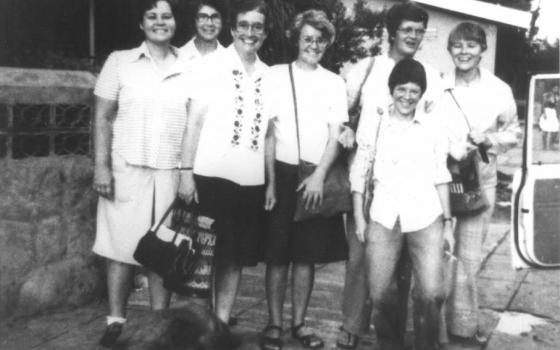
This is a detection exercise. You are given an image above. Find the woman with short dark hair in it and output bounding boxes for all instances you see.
[92,0,189,347]
[261,9,348,350]
[350,58,453,350]
[180,0,226,59]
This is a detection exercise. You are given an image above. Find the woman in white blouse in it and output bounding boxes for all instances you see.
[92,0,189,347]
[350,58,453,350]
[442,22,520,345]
[261,9,348,350]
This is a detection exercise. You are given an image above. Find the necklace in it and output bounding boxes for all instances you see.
[231,69,264,151]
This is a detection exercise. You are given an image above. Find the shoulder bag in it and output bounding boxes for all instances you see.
[289,64,352,222]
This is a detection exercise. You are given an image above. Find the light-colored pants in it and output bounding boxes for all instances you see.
[366,217,445,350]
[446,186,496,337]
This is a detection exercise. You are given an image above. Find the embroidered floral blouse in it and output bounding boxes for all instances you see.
[188,45,271,186]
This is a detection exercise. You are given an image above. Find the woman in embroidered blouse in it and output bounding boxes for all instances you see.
[92,0,189,347]
[442,22,520,345]
[260,10,348,350]
[350,58,453,350]
[178,0,275,327]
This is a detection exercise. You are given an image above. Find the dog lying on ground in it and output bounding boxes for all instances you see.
[116,302,240,350]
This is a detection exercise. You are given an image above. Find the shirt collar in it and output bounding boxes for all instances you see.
[180,38,225,60]
[442,67,491,91]
[130,41,179,62]
[225,44,267,81]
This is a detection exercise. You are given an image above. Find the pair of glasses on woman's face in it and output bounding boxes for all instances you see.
[397,27,426,37]
[196,13,221,23]
[235,21,265,34]
[301,36,329,47]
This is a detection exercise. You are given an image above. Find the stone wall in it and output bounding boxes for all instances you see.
[0,156,103,318]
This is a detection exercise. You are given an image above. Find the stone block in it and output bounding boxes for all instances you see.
[35,216,66,265]
[60,156,94,211]
[15,257,104,317]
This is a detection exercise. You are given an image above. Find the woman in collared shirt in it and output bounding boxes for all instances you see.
[350,58,453,350]
[179,0,226,60]
[442,22,520,345]
[91,0,190,347]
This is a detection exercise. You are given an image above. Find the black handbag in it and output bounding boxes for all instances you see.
[133,197,187,277]
[163,201,216,297]
[288,64,352,222]
[448,150,489,216]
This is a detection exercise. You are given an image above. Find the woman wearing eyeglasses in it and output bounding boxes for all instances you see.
[180,0,225,59]
[260,9,349,350]
[179,0,275,327]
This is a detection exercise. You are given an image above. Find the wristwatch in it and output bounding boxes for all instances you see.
[442,217,453,223]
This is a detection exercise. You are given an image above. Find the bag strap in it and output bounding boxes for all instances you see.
[446,89,489,163]
[348,56,376,129]
[288,63,303,166]
[150,197,178,233]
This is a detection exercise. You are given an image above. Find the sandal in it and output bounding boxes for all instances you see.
[336,326,359,349]
[291,323,324,349]
[261,325,283,350]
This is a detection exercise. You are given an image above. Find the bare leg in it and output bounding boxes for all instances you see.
[147,270,171,310]
[106,259,135,318]
[214,261,242,323]
[291,263,314,326]
[265,264,289,338]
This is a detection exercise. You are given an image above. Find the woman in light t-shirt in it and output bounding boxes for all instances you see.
[261,9,348,350]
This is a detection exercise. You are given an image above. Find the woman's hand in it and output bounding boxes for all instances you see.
[296,171,325,211]
[354,211,367,242]
[337,125,356,149]
[93,164,114,200]
[178,171,198,204]
[443,220,455,254]
[264,183,276,211]
[468,129,491,147]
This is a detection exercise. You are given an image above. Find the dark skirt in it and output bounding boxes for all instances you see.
[195,174,264,267]
[263,161,348,265]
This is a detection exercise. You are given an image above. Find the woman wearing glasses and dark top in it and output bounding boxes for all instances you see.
[180,0,226,60]
[178,0,275,327]
[92,0,190,347]
[261,9,348,350]
[440,22,520,346]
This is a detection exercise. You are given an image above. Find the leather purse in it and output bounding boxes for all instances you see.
[448,150,489,216]
[288,64,352,222]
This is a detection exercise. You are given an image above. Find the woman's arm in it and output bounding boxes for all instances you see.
[297,123,341,211]
[264,118,276,211]
[93,96,118,200]
[178,99,207,204]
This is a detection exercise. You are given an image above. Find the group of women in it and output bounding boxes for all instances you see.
[91,0,520,349]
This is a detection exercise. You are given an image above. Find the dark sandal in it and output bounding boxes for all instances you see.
[261,325,283,350]
[336,326,359,349]
[291,323,324,349]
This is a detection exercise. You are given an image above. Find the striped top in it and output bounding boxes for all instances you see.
[94,42,192,169]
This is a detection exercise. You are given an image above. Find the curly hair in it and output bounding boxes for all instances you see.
[287,9,336,47]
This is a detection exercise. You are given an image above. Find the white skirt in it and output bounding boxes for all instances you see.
[92,152,179,265]
[539,108,559,132]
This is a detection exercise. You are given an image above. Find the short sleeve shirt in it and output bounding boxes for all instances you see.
[188,45,271,186]
[179,38,225,63]
[268,63,349,165]
[94,42,192,169]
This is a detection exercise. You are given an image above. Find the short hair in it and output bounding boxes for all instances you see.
[447,22,487,52]
[137,0,179,24]
[191,0,227,25]
[388,58,427,95]
[386,2,429,45]
[229,0,270,32]
[287,9,336,47]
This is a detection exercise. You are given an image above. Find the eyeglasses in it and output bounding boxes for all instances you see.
[235,21,265,34]
[196,13,221,23]
[397,27,426,37]
[301,36,329,47]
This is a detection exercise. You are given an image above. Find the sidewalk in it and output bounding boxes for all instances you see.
[1,148,559,349]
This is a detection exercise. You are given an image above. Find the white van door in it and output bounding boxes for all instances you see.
[512,73,560,268]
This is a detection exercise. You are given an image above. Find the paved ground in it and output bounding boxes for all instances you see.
[1,146,559,350]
